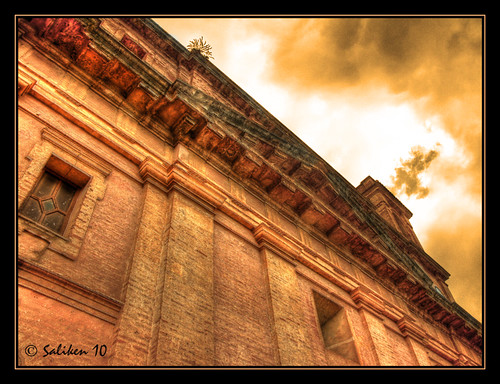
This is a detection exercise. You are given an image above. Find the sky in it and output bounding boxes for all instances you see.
[153,17,484,322]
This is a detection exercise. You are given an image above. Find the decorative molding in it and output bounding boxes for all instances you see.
[41,127,112,177]
[397,316,427,342]
[18,140,108,261]
[351,286,386,319]
[18,259,122,325]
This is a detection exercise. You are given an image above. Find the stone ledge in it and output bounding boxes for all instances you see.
[18,259,122,325]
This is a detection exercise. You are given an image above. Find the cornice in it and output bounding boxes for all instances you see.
[77,18,172,98]
[18,259,123,325]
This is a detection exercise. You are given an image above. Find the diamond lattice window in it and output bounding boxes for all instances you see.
[20,171,78,234]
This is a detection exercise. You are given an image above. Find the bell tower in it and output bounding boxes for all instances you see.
[357,176,422,248]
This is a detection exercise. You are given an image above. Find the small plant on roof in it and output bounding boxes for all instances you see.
[187,36,214,60]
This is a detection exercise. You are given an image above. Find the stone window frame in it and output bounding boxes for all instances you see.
[19,159,89,235]
[18,126,110,261]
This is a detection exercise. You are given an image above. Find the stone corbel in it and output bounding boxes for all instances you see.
[138,156,226,212]
[253,222,301,265]
[350,285,385,317]
[453,353,477,367]
[396,316,427,343]
[426,337,459,363]
[18,72,37,97]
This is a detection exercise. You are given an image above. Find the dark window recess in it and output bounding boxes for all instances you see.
[20,171,77,233]
[313,291,360,363]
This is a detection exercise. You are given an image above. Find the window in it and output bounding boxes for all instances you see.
[19,155,91,235]
[313,291,359,363]
[433,284,445,297]
[20,171,78,233]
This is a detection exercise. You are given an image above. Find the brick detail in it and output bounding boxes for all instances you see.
[213,222,279,365]
[262,247,315,365]
[110,164,218,366]
[154,190,215,366]
[359,309,394,365]
[406,337,432,366]
[110,182,171,366]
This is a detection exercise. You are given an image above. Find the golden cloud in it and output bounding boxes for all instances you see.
[267,18,482,171]
[390,146,440,199]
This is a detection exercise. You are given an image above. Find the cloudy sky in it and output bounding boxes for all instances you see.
[153,17,484,321]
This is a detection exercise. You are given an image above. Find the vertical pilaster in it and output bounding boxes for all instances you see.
[111,158,216,366]
[406,337,432,366]
[155,189,215,366]
[397,317,432,366]
[261,245,314,366]
[359,309,395,366]
[110,181,170,366]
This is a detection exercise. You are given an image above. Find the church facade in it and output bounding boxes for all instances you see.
[17,17,482,367]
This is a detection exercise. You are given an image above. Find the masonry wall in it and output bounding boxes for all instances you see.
[17,93,144,366]
[213,215,279,365]
[17,17,482,367]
